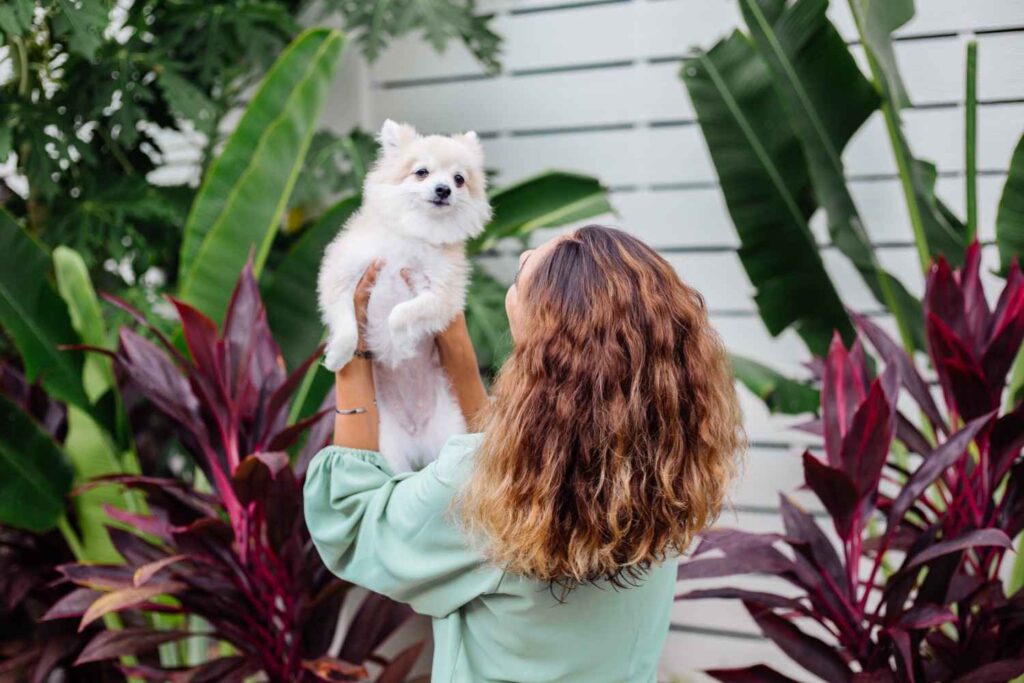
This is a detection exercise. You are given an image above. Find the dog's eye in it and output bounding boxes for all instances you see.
[414,168,429,179]
[453,173,465,187]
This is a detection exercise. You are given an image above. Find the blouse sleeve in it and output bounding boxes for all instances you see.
[302,433,502,618]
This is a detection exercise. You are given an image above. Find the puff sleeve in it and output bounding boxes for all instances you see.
[302,433,502,618]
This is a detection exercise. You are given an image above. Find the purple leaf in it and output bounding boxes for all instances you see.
[853,312,947,436]
[803,452,859,540]
[676,587,808,615]
[925,257,969,346]
[839,368,897,500]
[895,412,933,456]
[338,592,414,664]
[743,601,852,682]
[981,278,1024,393]
[960,241,990,351]
[886,412,994,530]
[677,545,796,581]
[693,528,784,556]
[375,641,426,683]
[951,658,1024,683]
[822,332,868,467]
[706,664,801,682]
[75,628,189,665]
[904,528,1013,571]
[779,495,847,597]
[896,604,956,629]
[926,313,994,421]
[40,588,102,621]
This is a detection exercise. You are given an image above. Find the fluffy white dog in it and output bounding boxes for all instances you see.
[317,119,492,473]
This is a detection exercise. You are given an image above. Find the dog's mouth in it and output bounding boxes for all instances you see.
[428,198,451,207]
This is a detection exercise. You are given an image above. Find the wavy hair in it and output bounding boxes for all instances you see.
[458,225,745,592]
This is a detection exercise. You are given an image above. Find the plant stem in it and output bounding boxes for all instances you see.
[965,40,978,242]
[846,0,932,275]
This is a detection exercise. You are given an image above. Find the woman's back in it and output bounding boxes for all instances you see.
[304,432,676,683]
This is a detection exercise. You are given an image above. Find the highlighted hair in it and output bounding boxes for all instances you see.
[459,225,745,591]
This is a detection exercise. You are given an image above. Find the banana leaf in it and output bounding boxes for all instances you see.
[0,208,89,411]
[739,0,924,351]
[996,134,1024,276]
[468,171,613,255]
[0,393,74,532]
[263,195,361,369]
[731,354,820,415]
[53,246,114,403]
[682,32,853,356]
[178,28,345,322]
[847,0,967,268]
[466,265,513,375]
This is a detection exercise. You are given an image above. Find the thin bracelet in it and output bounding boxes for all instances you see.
[335,406,366,415]
[336,399,377,415]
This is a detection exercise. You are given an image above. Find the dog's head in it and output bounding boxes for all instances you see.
[363,119,492,245]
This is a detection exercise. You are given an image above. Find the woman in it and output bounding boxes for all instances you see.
[303,225,745,682]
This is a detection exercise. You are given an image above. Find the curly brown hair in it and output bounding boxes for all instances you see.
[458,225,746,592]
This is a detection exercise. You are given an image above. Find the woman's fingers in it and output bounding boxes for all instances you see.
[354,259,384,322]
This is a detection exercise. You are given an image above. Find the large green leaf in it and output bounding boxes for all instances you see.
[847,0,967,268]
[466,265,513,375]
[0,209,89,410]
[0,394,74,532]
[53,246,114,403]
[178,28,345,321]
[682,32,853,357]
[740,0,923,352]
[468,172,613,256]
[730,354,819,415]
[996,134,1024,275]
[263,195,361,368]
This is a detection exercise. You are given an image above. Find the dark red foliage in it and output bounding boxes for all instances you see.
[56,262,417,682]
[678,243,1024,681]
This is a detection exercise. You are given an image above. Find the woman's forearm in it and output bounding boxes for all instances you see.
[332,358,379,450]
[437,331,489,431]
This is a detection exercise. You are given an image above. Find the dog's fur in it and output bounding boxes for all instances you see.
[317,120,492,473]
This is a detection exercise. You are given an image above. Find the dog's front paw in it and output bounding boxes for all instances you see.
[388,307,423,362]
[323,330,358,371]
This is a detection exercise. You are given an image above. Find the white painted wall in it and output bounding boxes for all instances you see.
[320,1,1024,680]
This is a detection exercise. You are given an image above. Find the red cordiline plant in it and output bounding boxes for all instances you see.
[54,263,420,682]
[677,243,1024,682]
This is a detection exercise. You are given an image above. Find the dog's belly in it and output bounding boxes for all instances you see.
[363,262,465,472]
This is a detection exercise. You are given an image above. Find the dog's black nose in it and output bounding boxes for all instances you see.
[435,184,451,199]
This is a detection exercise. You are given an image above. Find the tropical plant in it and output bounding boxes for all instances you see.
[676,243,1024,681]
[680,0,1024,403]
[54,263,419,682]
[0,0,500,291]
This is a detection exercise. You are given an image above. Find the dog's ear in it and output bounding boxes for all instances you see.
[379,119,418,150]
[456,130,484,161]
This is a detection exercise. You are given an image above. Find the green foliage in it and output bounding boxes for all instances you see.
[178,28,346,322]
[286,129,377,227]
[996,134,1024,275]
[739,0,924,353]
[326,0,502,73]
[682,31,853,357]
[53,246,115,403]
[0,0,501,297]
[265,195,362,368]
[0,209,89,412]
[730,354,820,415]
[0,393,74,533]
[847,0,967,269]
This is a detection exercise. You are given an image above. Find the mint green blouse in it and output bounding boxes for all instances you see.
[302,432,676,683]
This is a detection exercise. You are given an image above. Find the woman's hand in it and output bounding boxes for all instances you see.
[354,259,384,353]
[436,312,489,431]
[333,260,384,449]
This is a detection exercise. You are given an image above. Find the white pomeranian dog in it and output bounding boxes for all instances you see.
[317,119,492,473]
